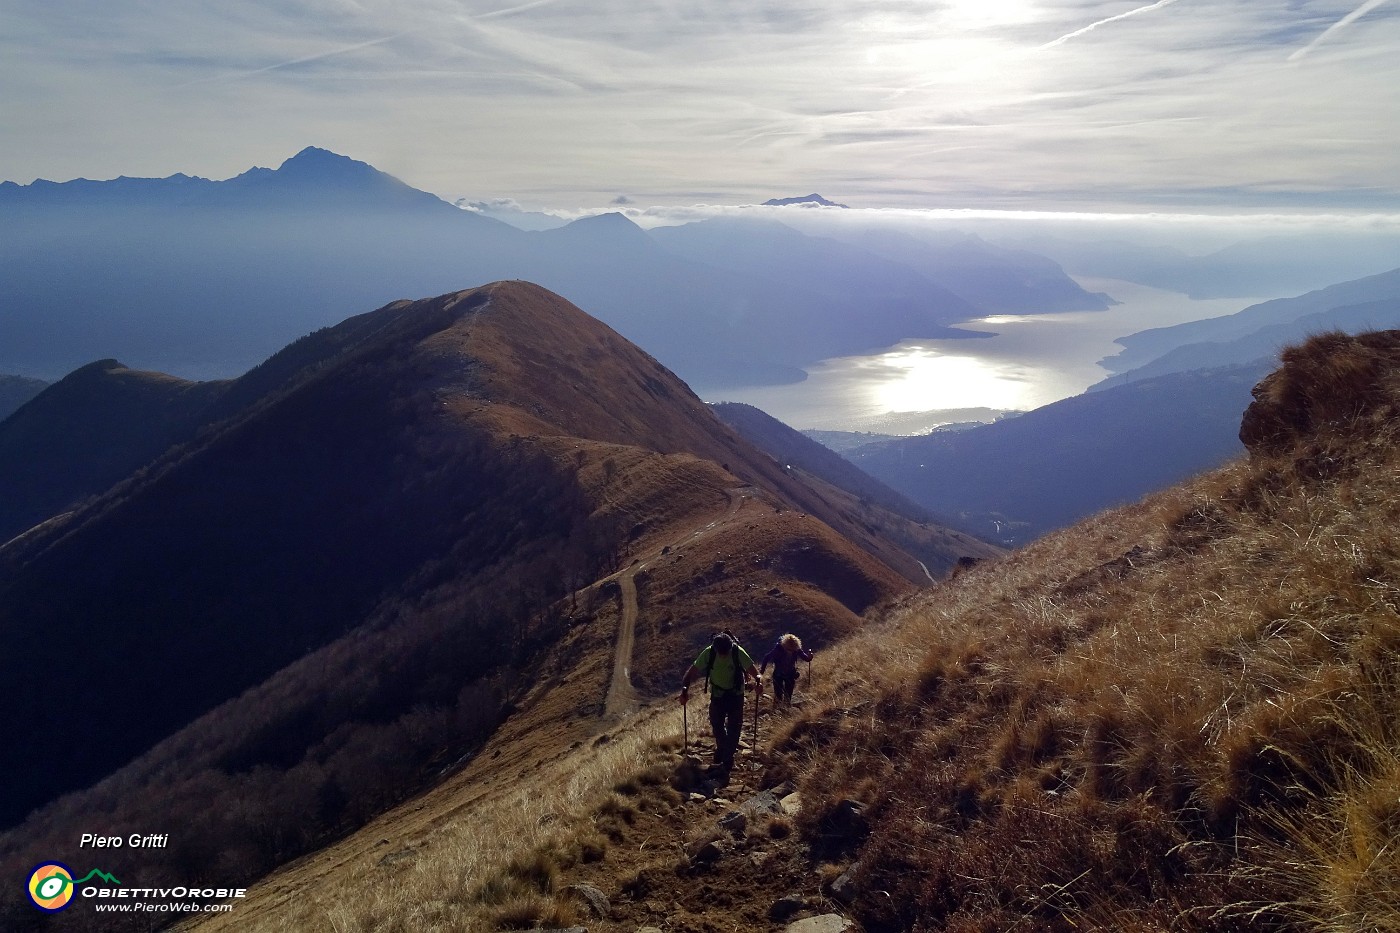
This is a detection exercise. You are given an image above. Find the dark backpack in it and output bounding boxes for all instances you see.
[704,630,748,695]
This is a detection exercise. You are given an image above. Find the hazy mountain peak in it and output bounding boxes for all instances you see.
[275,146,379,181]
[565,210,642,230]
[763,193,850,208]
[546,211,655,250]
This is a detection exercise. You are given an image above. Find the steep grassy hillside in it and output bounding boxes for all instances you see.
[191,330,1400,932]
[712,400,1000,572]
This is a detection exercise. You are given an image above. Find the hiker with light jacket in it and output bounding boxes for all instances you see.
[760,633,813,706]
[680,631,761,772]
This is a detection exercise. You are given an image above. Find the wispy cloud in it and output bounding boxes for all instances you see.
[1289,0,1392,60]
[1039,0,1185,50]
[186,31,413,85]
[2,1,1399,212]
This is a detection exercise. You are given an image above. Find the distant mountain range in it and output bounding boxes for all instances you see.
[1095,267,1400,387]
[0,148,1111,388]
[1006,230,1400,299]
[848,360,1272,545]
[841,263,1400,544]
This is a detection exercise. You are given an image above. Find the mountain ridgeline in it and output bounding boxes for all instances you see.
[0,147,1110,389]
[0,282,996,930]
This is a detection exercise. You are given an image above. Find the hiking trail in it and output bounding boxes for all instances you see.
[602,485,754,719]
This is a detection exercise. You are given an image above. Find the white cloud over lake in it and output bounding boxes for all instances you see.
[2,0,1397,212]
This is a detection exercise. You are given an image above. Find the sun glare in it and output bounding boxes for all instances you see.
[870,345,1036,413]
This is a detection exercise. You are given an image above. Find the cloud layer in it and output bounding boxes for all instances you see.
[2,1,1398,211]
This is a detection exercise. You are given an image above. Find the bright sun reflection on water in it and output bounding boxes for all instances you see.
[703,279,1263,433]
[856,346,1037,413]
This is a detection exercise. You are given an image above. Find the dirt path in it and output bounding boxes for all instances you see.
[602,486,753,719]
[602,571,642,716]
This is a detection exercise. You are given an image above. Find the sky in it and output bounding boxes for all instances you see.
[3,0,1399,213]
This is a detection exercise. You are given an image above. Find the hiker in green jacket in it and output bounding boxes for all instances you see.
[679,631,762,772]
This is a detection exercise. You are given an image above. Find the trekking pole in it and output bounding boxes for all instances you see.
[752,684,760,760]
[682,695,689,751]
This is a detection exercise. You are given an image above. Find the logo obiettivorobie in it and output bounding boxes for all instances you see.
[27,862,121,912]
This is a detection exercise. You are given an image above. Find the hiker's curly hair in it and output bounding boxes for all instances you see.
[780,633,803,651]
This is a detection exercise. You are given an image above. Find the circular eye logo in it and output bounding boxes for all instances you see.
[28,862,76,912]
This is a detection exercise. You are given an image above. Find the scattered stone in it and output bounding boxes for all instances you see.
[748,851,772,870]
[688,792,707,803]
[690,839,726,864]
[637,928,664,933]
[376,847,414,867]
[785,916,851,933]
[718,810,748,836]
[769,894,806,921]
[739,789,785,819]
[564,883,611,919]
[821,799,869,845]
[829,861,862,905]
[780,791,803,815]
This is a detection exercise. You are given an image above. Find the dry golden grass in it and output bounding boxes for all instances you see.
[189,706,688,933]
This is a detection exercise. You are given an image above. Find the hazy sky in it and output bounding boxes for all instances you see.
[3,0,1398,211]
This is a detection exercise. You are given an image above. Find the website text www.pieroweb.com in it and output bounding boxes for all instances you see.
[27,840,248,916]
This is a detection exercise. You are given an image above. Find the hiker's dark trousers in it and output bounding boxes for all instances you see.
[774,669,797,703]
[709,691,744,767]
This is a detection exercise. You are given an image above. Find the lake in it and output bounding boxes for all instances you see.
[701,278,1267,433]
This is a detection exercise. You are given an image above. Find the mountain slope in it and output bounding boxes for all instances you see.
[830,226,1114,314]
[0,148,520,378]
[1093,296,1400,391]
[1101,266,1400,376]
[650,217,985,345]
[0,360,228,542]
[710,401,1000,559]
[849,359,1274,544]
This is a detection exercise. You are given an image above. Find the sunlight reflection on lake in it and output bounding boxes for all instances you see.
[702,278,1264,433]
